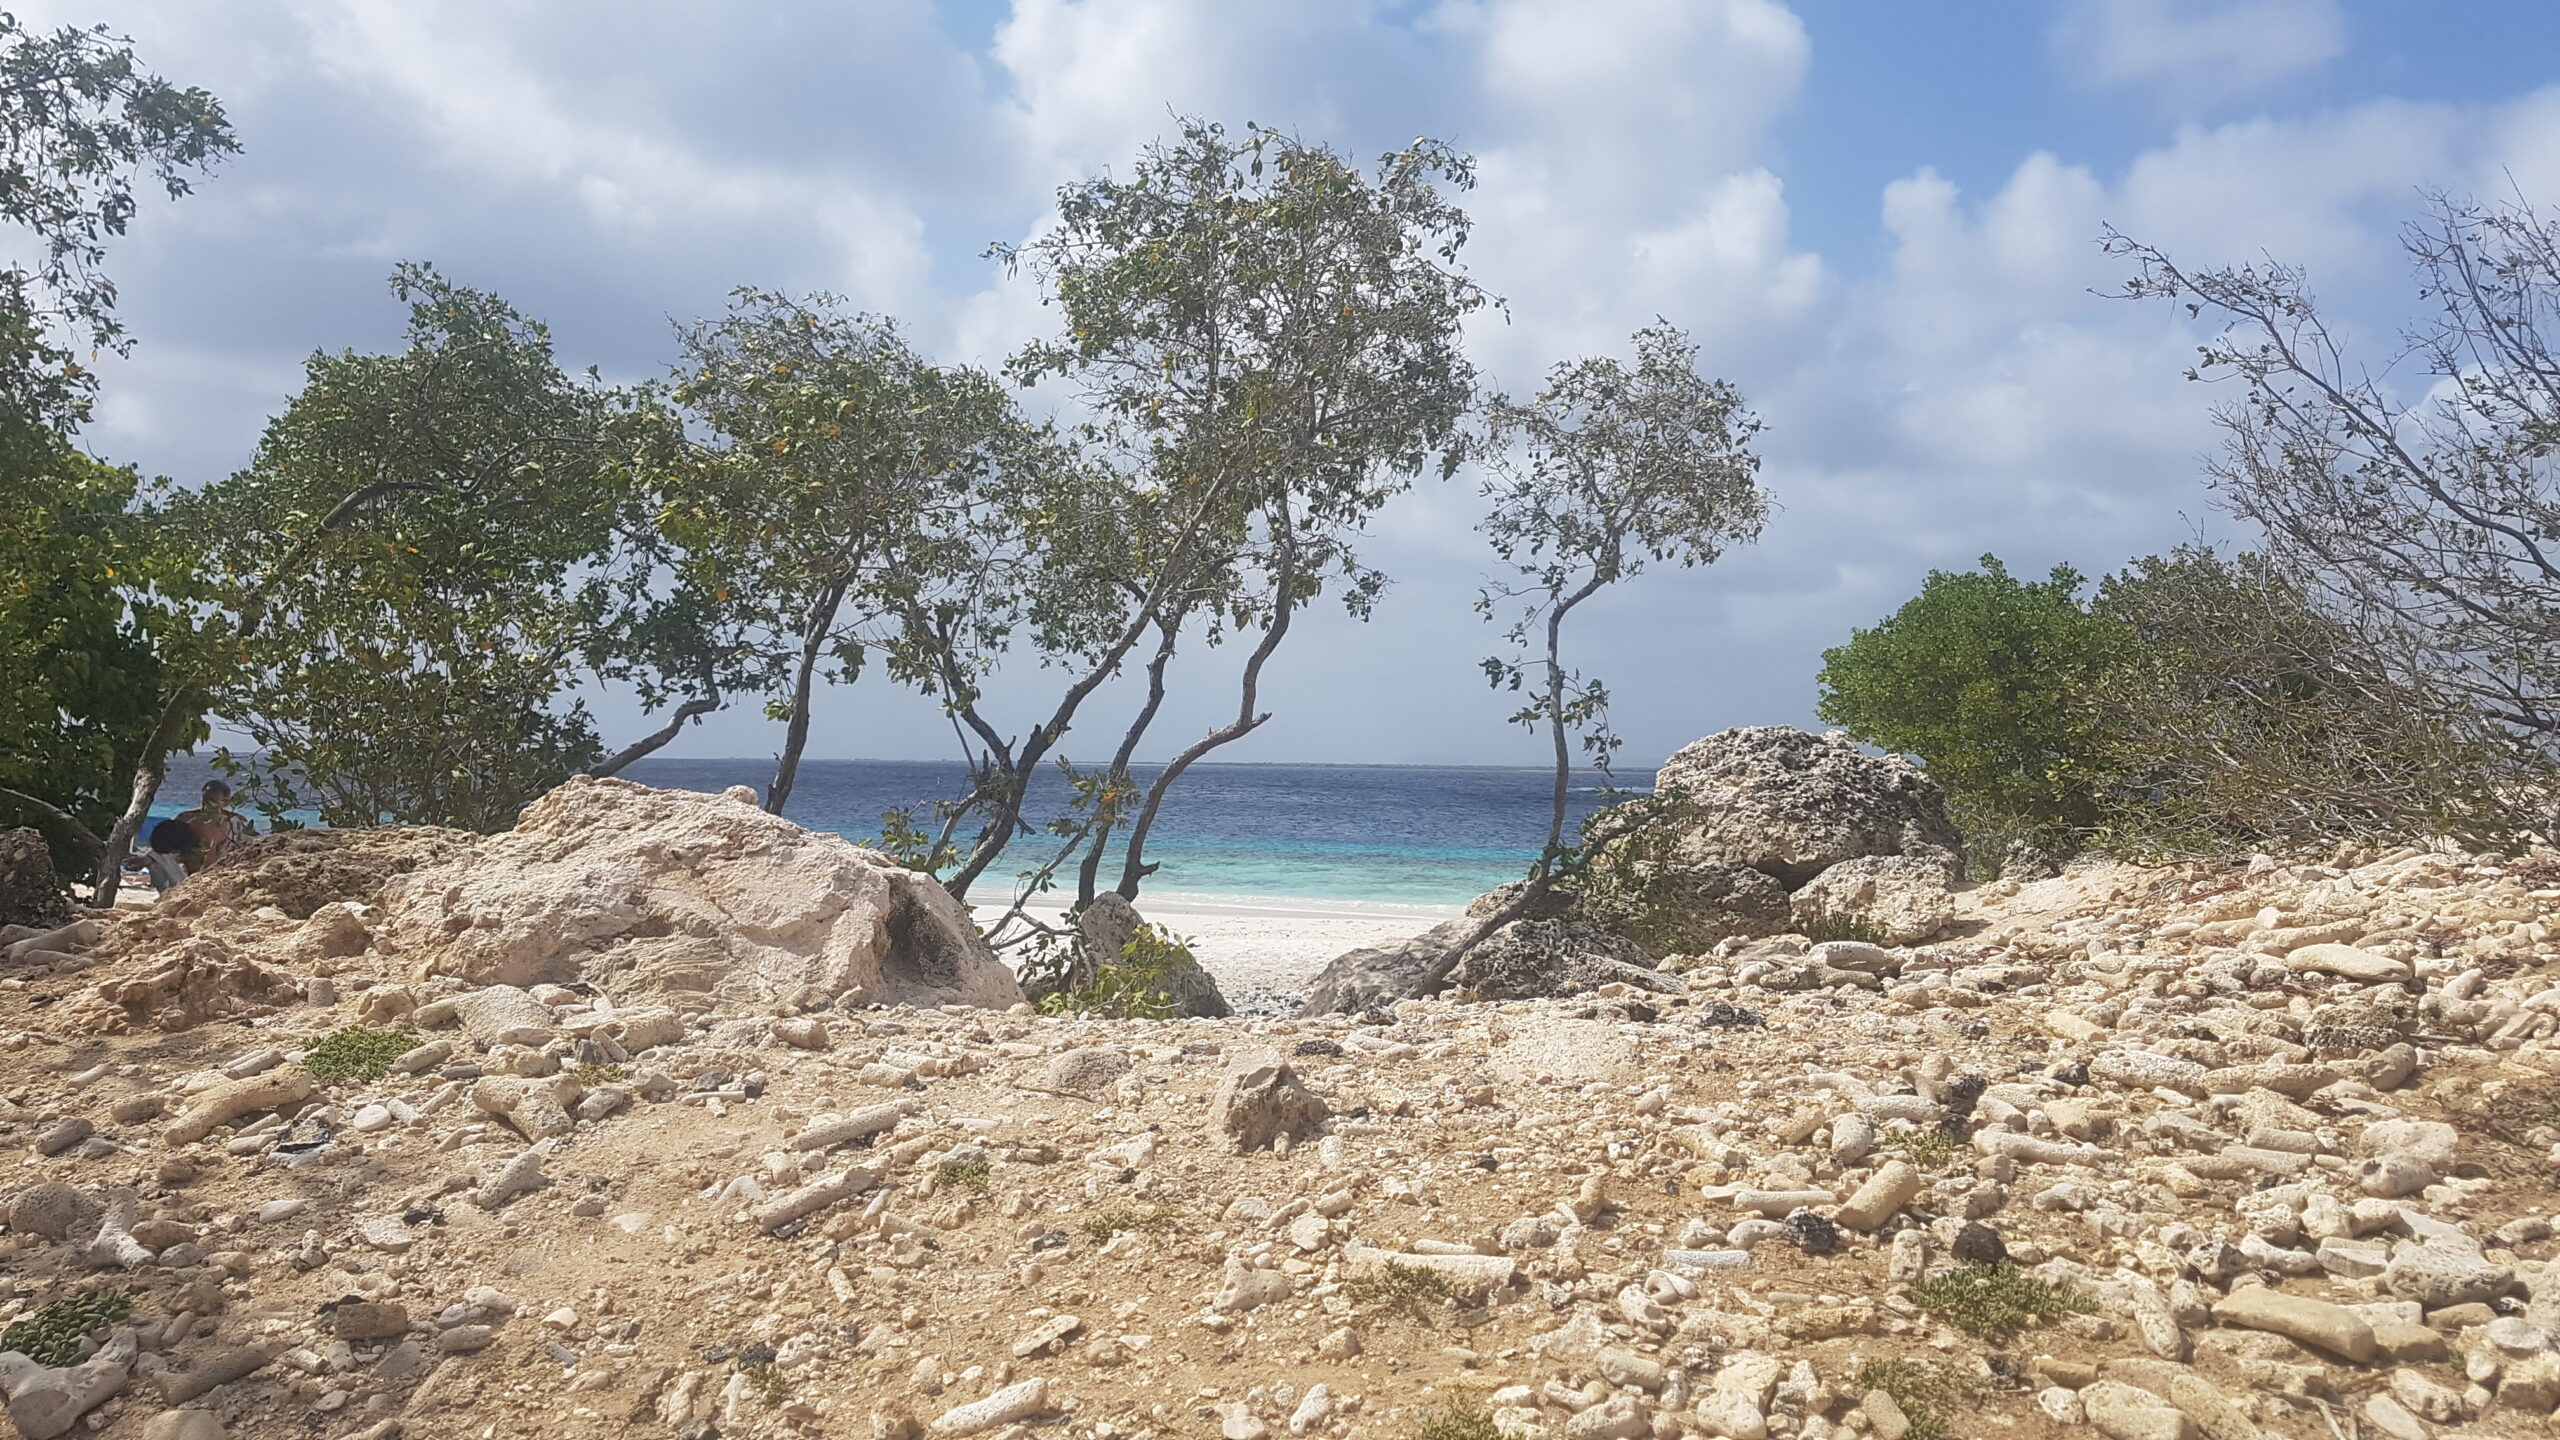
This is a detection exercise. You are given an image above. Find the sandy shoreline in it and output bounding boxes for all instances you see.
[1006,889,1454,1012]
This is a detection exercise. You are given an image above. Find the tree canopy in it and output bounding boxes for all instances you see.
[1816,556,2124,853]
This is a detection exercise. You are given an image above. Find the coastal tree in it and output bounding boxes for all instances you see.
[186,265,664,831]
[1418,322,1767,992]
[666,292,1053,815]
[0,14,235,896]
[934,118,1487,936]
[0,13,237,433]
[2106,196,2560,814]
[1816,556,2125,862]
[0,445,206,873]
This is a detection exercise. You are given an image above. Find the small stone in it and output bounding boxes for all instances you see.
[1780,1209,1839,1255]
[2384,1244,2511,1310]
[33,1117,93,1156]
[332,1301,408,1341]
[1213,1268,1292,1313]
[2357,1152,2439,1199]
[2080,1380,2196,1440]
[435,1324,495,1354]
[1831,1160,1921,1232]
[1859,1389,1910,1440]
[1010,1315,1080,1358]
[1207,1048,1328,1153]
[141,1412,227,1440]
[1561,1395,1646,1440]
[2210,1286,2377,1363]
[8,1182,98,1241]
[2389,1368,2465,1424]
[2287,943,2412,983]
[349,1104,393,1134]
[1595,1348,1664,1392]
[357,1216,412,1253]
[2359,1393,2427,1440]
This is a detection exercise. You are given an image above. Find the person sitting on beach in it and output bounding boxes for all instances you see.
[141,817,195,893]
[173,781,254,873]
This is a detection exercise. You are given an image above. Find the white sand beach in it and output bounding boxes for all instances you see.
[1011,890,1454,1010]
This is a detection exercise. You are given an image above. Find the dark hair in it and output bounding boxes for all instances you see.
[149,818,196,854]
[202,780,231,800]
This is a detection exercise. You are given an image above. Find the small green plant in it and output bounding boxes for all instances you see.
[935,1159,991,1192]
[570,1061,629,1086]
[1409,1407,1500,1440]
[1,1290,133,1367]
[1080,1206,1173,1242]
[1033,922,1195,1020]
[1343,1259,1456,1310]
[1796,907,1893,946]
[1908,1261,2095,1342]
[1854,1358,1962,1440]
[299,1026,417,1084]
[744,1362,790,1408]
[1882,1128,1959,1167]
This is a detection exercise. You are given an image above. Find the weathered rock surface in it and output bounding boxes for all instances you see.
[1787,854,1956,945]
[1071,892,1230,1018]
[158,824,472,919]
[1644,726,1964,887]
[375,777,1020,1007]
[0,827,75,930]
[1448,919,1678,1001]
[1297,918,1472,1015]
[0,819,2554,1440]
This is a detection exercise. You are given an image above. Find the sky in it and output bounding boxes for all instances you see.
[30,0,2560,772]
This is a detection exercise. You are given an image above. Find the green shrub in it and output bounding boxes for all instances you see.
[1409,1409,1500,1440]
[1908,1261,2095,1341]
[1,1290,132,1367]
[1881,1128,1959,1167]
[1854,1358,1962,1440]
[935,1159,990,1192]
[1344,1259,1456,1310]
[1033,921,1195,1021]
[1080,1206,1173,1241]
[299,1026,417,1084]
[1817,555,2123,866]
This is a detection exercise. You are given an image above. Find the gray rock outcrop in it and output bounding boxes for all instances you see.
[1447,919,1679,1001]
[1787,854,1957,945]
[1645,726,1961,887]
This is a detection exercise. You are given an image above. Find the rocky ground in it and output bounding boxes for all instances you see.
[0,779,2555,1440]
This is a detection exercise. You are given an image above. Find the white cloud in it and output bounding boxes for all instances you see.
[2052,0,2346,111]
[11,0,2557,771]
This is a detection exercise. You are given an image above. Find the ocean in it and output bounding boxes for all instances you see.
[160,754,1633,908]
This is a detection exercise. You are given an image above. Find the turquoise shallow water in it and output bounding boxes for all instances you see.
[158,756,1637,907]
[629,758,1634,907]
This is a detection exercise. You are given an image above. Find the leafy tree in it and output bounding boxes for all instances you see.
[0,14,235,896]
[936,118,1487,932]
[2106,197,2560,796]
[0,13,236,432]
[187,265,661,831]
[667,291,1052,814]
[1816,556,2126,857]
[1420,322,1767,990]
[1817,544,2518,863]
[0,444,204,871]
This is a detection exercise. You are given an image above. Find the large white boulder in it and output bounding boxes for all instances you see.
[376,777,1020,1009]
[1648,727,1962,887]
